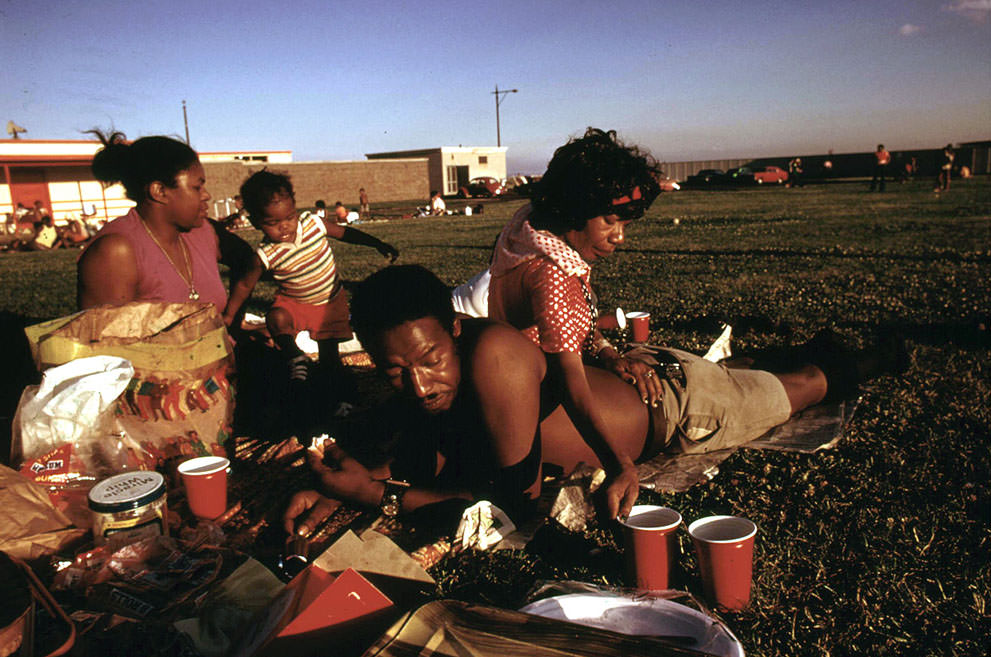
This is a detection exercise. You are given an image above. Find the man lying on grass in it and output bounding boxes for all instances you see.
[283,265,906,535]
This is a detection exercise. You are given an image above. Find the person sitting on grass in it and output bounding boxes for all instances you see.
[78,130,253,311]
[429,190,446,216]
[222,170,399,421]
[28,214,63,250]
[62,215,91,248]
[282,264,907,536]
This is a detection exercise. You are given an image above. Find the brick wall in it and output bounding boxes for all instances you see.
[203,159,430,207]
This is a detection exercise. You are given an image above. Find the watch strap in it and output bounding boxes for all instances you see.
[378,479,410,517]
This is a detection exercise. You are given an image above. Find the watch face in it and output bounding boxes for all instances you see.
[382,494,400,517]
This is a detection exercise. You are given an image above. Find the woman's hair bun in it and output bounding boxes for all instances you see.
[89,130,130,185]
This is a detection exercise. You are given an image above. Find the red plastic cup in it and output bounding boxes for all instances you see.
[688,515,757,611]
[625,311,650,343]
[619,505,682,590]
[178,456,230,520]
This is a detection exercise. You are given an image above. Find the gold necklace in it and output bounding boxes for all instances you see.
[139,218,200,300]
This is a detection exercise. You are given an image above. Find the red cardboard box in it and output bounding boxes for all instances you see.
[231,566,395,657]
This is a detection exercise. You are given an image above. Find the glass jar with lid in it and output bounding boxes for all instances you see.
[87,471,168,548]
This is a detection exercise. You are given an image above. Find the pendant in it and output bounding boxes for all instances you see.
[189,290,200,300]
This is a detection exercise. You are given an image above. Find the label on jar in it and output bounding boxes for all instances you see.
[103,517,164,542]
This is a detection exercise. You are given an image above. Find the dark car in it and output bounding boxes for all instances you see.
[685,168,726,187]
[461,176,505,198]
[726,167,756,185]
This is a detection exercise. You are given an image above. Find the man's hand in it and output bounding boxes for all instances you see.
[377,242,399,263]
[600,353,663,407]
[282,489,339,536]
[307,440,383,507]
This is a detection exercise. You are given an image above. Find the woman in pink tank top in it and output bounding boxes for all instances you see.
[77,131,251,311]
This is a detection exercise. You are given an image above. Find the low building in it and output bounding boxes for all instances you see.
[365,146,508,196]
[1,139,431,224]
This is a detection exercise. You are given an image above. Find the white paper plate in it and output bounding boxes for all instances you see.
[519,592,744,657]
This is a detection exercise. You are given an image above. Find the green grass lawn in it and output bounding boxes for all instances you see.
[1,179,988,656]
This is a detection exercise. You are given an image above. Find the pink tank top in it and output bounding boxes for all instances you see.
[91,209,227,310]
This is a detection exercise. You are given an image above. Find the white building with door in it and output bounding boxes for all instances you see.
[365,146,507,196]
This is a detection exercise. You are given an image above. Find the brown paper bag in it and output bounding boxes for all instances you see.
[23,301,235,472]
[0,464,86,560]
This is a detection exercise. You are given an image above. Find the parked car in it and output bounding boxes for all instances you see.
[752,165,788,185]
[461,176,505,198]
[726,167,756,185]
[684,168,726,187]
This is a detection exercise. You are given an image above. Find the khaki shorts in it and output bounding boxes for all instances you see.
[654,348,792,455]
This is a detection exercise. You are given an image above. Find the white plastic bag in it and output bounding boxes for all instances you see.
[12,355,134,483]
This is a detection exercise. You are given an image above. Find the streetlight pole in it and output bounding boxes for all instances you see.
[491,85,517,147]
[182,100,190,144]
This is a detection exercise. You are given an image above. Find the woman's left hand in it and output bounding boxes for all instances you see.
[602,462,640,521]
[601,354,664,407]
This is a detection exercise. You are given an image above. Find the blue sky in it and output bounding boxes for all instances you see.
[2,0,989,173]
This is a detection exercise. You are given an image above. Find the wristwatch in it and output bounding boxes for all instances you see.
[379,479,410,518]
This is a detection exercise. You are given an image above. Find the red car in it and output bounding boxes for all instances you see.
[462,177,504,198]
[753,166,788,185]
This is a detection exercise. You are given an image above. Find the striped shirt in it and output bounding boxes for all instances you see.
[256,211,339,304]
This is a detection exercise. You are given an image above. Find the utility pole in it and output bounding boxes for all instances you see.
[182,100,190,144]
[491,85,517,147]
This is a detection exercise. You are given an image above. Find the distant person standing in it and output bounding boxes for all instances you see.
[359,187,370,221]
[869,144,890,192]
[935,144,954,193]
[788,157,803,188]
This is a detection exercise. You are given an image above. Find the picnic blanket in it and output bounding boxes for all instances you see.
[637,397,861,493]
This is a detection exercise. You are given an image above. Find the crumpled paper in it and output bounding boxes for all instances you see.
[549,465,606,534]
[453,501,516,551]
[702,323,733,362]
[0,464,86,560]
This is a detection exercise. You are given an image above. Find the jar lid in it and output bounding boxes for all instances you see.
[88,471,166,513]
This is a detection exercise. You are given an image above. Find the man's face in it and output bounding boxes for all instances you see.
[370,317,461,414]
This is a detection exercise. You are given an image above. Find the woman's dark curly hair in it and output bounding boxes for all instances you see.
[239,169,295,225]
[87,130,199,204]
[529,128,663,234]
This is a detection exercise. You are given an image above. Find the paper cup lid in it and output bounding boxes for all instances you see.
[88,471,166,513]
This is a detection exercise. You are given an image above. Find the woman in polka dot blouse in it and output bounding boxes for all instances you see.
[488,128,664,518]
